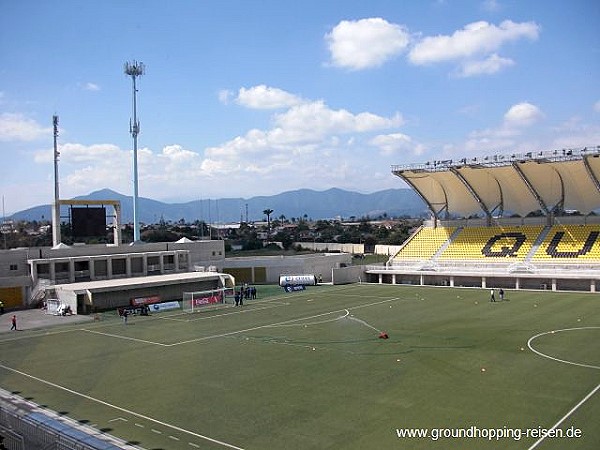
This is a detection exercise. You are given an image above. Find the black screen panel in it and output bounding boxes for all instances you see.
[72,207,106,237]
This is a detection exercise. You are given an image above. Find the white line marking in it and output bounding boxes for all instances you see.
[169,435,181,441]
[81,329,169,347]
[527,327,600,370]
[169,308,356,346]
[151,429,162,434]
[527,383,600,450]
[134,423,144,428]
[265,309,350,328]
[109,417,127,422]
[348,297,401,311]
[183,303,287,322]
[167,296,403,346]
[0,363,245,450]
[189,443,201,448]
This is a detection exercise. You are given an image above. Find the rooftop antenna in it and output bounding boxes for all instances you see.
[124,60,145,243]
[51,115,61,246]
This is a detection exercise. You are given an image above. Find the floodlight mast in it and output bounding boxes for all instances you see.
[124,60,145,243]
[51,115,61,246]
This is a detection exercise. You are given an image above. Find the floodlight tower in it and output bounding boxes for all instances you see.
[51,115,61,246]
[124,60,145,243]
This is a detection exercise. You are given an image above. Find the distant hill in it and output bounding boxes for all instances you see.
[9,188,427,223]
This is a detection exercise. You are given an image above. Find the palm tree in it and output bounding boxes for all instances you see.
[263,208,274,243]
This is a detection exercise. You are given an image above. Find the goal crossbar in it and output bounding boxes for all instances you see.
[182,288,229,312]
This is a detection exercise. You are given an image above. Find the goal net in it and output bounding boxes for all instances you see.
[182,289,228,313]
[45,299,61,315]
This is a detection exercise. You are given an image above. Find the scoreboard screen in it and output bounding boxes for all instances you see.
[72,207,106,237]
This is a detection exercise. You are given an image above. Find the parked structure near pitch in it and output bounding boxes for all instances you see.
[278,274,318,287]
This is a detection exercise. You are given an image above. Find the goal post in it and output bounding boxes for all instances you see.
[182,288,229,312]
[45,298,61,315]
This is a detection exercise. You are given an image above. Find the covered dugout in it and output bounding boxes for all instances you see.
[51,271,235,314]
[392,146,600,221]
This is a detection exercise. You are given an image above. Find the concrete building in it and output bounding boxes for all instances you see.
[0,239,226,311]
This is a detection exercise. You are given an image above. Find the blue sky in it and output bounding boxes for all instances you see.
[1,0,598,214]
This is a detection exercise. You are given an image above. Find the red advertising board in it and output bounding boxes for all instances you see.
[131,295,161,306]
[192,293,222,307]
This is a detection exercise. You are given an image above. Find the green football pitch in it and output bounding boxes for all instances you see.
[1,284,598,449]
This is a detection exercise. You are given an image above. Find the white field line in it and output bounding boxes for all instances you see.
[527,327,600,370]
[165,302,289,323]
[169,296,404,346]
[0,327,78,344]
[347,297,401,311]
[80,329,170,347]
[0,363,245,450]
[169,308,353,346]
[265,309,350,328]
[527,383,600,450]
[9,295,405,349]
[82,296,405,347]
[158,296,293,322]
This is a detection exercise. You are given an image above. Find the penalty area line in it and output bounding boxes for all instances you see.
[527,382,600,450]
[80,329,169,347]
[0,363,245,450]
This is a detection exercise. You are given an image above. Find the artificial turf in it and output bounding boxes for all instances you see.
[0,284,598,449]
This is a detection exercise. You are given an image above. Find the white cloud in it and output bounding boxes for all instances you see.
[34,142,122,164]
[594,100,600,113]
[503,102,543,127]
[481,0,501,12]
[271,101,403,143]
[455,53,514,77]
[0,113,52,141]
[408,19,539,73]
[370,133,412,156]
[218,89,233,104]
[203,97,404,190]
[24,87,408,202]
[326,18,410,70]
[460,102,544,154]
[32,142,132,196]
[236,85,303,109]
[549,117,600,149]
[83,82,100,91]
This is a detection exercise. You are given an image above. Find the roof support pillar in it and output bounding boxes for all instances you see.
[512,162,549,215]
[450,167,492,222]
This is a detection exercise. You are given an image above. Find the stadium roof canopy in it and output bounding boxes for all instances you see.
[392,146,600,220]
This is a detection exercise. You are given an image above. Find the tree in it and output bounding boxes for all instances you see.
[263,208,274,243]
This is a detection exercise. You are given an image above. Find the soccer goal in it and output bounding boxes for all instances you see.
[182,288,228,313]
[45,298,61,315]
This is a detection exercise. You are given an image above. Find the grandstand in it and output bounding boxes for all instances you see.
[365,146,600,292]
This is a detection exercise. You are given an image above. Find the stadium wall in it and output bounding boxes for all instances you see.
[362,266,599,292]
[294,242,365,254]
[223,253,351,284]
[332,265,365,284]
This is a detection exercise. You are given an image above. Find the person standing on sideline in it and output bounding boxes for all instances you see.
[10,314,17,331]
[499,288,504,301]
[490,289,495,302]
[123,309,129,325]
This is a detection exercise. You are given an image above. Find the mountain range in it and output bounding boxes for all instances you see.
[9,188,427,223]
